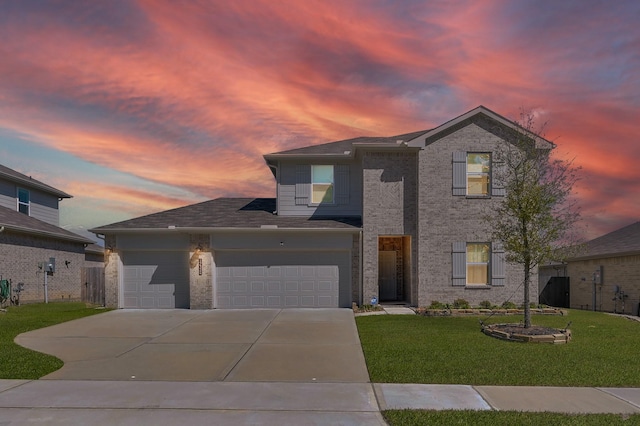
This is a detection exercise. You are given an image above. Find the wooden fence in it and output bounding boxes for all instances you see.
[81,267,105,305]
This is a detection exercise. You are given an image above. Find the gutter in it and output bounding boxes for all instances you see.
[0,224,93,244]
[90,226,362,234]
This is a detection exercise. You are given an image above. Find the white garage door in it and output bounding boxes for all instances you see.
[122,251,189,309]
[216,251,346,309]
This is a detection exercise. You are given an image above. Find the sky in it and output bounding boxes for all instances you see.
[0,0,638,242]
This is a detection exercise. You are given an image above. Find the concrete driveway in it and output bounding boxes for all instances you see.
[15,308,370,383]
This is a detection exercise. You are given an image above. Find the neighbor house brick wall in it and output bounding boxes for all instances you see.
[0,230,85,303]
[189,233,213,309]
[568,254,640,314]
[362,150,418,305]
[417,122,528,307]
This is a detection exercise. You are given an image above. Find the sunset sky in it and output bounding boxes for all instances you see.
[0,0,638,242]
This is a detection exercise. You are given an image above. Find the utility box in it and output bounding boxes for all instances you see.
[45,258,55,273]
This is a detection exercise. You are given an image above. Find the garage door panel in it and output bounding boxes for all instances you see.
[215,251,347,309]
[122,251,189,309]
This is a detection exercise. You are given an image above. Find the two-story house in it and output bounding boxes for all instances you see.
[0,164,94,303]
[91,106,552,309]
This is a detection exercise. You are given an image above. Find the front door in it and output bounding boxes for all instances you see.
[378,251,397,301]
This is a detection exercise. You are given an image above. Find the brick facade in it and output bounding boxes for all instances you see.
[189,234,213,309]
[568,255,640,314]
[362,150,418,305]
[0,230,86,303]
[417,122,529,307]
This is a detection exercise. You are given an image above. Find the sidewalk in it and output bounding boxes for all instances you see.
[1,380,639,425]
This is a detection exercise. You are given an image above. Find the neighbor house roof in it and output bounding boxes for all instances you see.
[90,198,361,233]
[0,206,94,244]
[572,221,640,260]
[0,164,72,198]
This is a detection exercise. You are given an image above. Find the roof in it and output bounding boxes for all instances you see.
[265,130,429,157]
[0,164,72,198]
[573,221,640,259]
[90,198,362,233]
[0,206,94,244]
[263,105,554,160]
[85,243,104,255]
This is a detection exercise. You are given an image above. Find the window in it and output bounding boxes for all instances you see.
[452,241,504,287]
[466,153,490,195]
[311,165,334,204]
[466,243,490,285]
[17,188,30,215]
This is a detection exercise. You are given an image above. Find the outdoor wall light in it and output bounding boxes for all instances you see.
[190,245,203,269]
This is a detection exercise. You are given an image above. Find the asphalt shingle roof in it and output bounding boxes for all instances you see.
[267,130,429,156]
[0,164,72,198]
[579,221,640,258]
[91,198,361,232]
[0,206,94,244]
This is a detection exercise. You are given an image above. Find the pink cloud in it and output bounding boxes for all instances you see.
[0,0,637,239]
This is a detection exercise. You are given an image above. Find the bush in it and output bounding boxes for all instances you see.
[479,300,493,309]
[452,298,471,309]
[501,301,517,309]
[428,300,446,309]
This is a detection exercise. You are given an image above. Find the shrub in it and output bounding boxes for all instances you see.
[428,300,446,309]
[501,301,517,309]
[452,298,471,309]
[479,300,493,309]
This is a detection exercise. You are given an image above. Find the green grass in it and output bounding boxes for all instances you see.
[383,410,640,426]
[357,310,640,386]
[0,302,109,379]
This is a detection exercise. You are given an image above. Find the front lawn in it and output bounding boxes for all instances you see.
[383,410,640,426]
[0,302,108,379]
[357,310,640,386]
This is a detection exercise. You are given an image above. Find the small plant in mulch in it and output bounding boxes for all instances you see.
[352,303,384,313]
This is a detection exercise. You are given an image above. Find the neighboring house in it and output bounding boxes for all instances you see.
[541,221,640,314]
[91,106,553,310]
[0,164,95,303]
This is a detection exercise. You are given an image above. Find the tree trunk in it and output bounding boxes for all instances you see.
[523,262,531,328]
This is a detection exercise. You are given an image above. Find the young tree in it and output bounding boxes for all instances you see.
[486,110,581,328]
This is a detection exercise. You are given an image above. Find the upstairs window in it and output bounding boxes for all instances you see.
[17,188,30,215]
[311,165,334,204]
[466,153,490,196]
[466,243,490,285]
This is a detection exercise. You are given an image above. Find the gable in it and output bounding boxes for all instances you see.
[407,106,554,151]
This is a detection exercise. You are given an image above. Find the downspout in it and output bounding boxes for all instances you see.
[359,230,363,306]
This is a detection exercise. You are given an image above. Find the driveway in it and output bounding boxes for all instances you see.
[15,308,370,383]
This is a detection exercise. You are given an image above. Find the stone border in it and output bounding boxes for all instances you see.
[481,323,572,344]
[417,308,566,317]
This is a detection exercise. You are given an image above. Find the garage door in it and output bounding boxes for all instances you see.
[216,251,347,309]
[122,251,189,309]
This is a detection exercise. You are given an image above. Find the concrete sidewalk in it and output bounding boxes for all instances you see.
[1,380,640,425]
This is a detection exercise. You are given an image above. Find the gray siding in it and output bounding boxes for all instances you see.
[277,160,362,217]
[0,178,61,225]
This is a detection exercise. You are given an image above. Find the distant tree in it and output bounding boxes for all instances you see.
[486,110,581,328]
